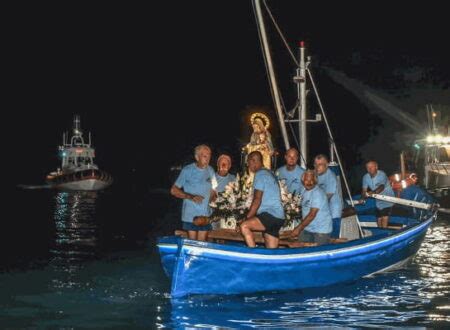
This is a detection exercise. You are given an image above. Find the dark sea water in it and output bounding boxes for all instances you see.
[1,187,450,328]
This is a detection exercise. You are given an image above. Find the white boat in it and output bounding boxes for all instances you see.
[412,105,450,198]
[46,115,112,191]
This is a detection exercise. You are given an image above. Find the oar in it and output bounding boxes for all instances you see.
[370,193,450,214]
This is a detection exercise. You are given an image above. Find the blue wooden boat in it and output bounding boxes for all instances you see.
[157,213,435,298]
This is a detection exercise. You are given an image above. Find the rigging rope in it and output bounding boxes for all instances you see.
[262,0,299,67]
[307,67,364,237]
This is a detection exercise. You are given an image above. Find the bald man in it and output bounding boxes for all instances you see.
[275,148,305,195]
[290,170,333,245]
[239,151,285,249]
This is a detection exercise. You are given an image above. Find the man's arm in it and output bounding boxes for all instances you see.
[291,208,319,237]
[246,189,263,219]
[366,184,385,196]
[361,187,368,199]
[170,185,203,204]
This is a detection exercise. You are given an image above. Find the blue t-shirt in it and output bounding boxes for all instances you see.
[253,169,285,219]
[400,185,435,219]
[362,170,395,210]
[276,165,305,195]
[301,186,333,234]
[174,163,216,223]
[317,168,343,219]
[215,173,236,193]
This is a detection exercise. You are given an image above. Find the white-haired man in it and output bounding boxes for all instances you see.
[171,145,217,241]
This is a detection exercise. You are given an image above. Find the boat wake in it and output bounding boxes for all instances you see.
[17,184,52,190]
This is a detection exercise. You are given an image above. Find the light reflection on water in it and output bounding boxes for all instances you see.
[50,191,99,290]
[0,192,449,328]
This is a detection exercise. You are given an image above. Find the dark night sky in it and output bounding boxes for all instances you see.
[4,2,449,191]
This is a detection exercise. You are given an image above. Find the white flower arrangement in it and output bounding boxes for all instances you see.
[210,174,302,228]
[278,179,302,227]
[209,173,253,221]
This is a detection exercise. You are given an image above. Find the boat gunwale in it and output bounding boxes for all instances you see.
[167,216,434,262]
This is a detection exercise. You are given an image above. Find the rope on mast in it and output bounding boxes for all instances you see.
[307,67,364,238]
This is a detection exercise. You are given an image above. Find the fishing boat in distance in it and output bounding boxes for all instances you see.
[46,115,112,191]
[157,0,438,298]
[411,105,450,198]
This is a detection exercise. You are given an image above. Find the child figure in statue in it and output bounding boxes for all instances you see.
[244,114,274,170]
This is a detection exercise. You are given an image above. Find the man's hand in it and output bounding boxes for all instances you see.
[191,195,204,204]
[290,227,301,240]
[235,219,244,233]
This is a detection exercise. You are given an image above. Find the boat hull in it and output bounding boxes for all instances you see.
[54,178,111,191]
[47,169,112,191]
[158,216,434,298]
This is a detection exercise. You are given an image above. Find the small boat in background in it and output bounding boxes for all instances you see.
[46,115,112,191]
[407,105,450,201]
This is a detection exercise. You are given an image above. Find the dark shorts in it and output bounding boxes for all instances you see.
[299,230,330,245]
[257,212,284,238]
[182,222,212,231]
[376,207,392,218]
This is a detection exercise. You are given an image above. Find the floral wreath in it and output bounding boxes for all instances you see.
[250,112,270,130]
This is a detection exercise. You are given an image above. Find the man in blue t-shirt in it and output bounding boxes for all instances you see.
[314,154,343,236]
[275,148,305,195]
[171,145,217,241]
[215,154,236,193]
[239,151,285,249]
[361,160,395,228]
[399,173,435,220]
[290,170,333,245]
[213,154,236,230]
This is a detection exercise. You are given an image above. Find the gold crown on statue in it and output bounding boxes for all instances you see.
[250,112,270,129]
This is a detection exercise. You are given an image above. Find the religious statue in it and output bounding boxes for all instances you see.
[243,113,274,169]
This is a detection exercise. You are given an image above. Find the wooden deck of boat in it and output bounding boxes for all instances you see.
[174,229,348,248]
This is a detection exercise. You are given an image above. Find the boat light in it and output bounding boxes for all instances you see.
[426,134,444,144]
[401,180,407,189]
[76,148,83,153]
[413,143,420,149]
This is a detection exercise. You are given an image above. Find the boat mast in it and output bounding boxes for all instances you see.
[297,42,307,167]
[254,0,290,150]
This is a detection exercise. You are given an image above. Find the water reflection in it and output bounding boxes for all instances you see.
[50,191,99,288]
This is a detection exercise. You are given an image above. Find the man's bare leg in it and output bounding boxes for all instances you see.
[240,217,266,247]
[380,216,389,228]
[197,230,208,242]
[187,231,197,240]
[264,233,279,249]
[377,217,382,228]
